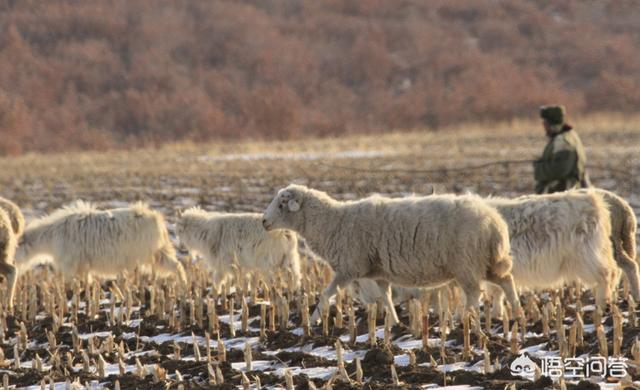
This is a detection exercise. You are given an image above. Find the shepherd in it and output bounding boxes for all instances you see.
[533,105,589,193]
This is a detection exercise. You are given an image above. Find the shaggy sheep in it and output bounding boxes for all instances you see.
[488,190,619,310]
[176,207,301,288]
[0,197,25,236]
[578,188,638,298]
[354,190,621,314]
[14,201,186,284]
[262,184,519,324]
[0,208,17,309]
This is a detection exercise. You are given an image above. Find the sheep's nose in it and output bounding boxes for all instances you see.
[262,219,268,228]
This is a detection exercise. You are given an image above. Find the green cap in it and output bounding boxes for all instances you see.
[539,105,566,125]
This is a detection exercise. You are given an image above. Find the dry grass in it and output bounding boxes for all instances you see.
[0,116,639,388]
[0,113,638,218]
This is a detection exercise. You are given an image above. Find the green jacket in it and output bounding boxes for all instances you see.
[533,128,586,194]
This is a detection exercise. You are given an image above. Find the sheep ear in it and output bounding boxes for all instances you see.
[287,199,300,212]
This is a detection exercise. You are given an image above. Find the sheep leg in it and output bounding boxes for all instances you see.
[585,254,616,310]
[375,280,400,325]
[460,285,481,312]
[0,262,17,310]
[456,275,482,314]
[613,240,640,301]
[593,273,614,310]
[287,251,302,291]
[594,285,610,310]
[310,275,349,324]
[486,283,505,319]
[455,273,482,310]
[486,273,520,315]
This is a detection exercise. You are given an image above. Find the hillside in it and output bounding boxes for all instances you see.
[1,0,639,154]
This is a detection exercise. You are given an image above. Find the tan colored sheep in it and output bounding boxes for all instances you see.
[263,184,519,324]
[15,201,186,285]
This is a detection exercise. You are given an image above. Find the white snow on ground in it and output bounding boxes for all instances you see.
[25,384,69,390]
[21,361,156,390]
[77,331,112,340]
[392,334,456,350]
[18,318,635,389]
[519,342,549,355]
[274,366,337,380]
[394,354,410,366]
[8,299,639,389]
[304,344,367,363]
[231,360,280,372]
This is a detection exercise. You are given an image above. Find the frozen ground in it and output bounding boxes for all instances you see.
[0,127,638,388]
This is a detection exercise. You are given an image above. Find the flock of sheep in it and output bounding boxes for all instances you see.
[0,184,637,326]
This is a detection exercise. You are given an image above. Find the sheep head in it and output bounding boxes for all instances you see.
[263,185,305,231]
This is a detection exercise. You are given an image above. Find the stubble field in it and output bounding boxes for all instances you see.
[0,115,638,389]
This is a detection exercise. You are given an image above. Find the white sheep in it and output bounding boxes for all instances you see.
[176,207,301,289]
[0,196,25,236]
[355,189,621,314]
[578,188,638,299]
[0,208,17,309]
[262,184,520,324]
[14,201,186,284]
[488,190,620,311]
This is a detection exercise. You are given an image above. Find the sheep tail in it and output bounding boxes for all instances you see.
[490,229,512,277]
[0,210,15,265]
[621,205,637,261]
[492,256,512,277]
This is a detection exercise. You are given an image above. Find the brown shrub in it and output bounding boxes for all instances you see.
[0,0,639,154]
